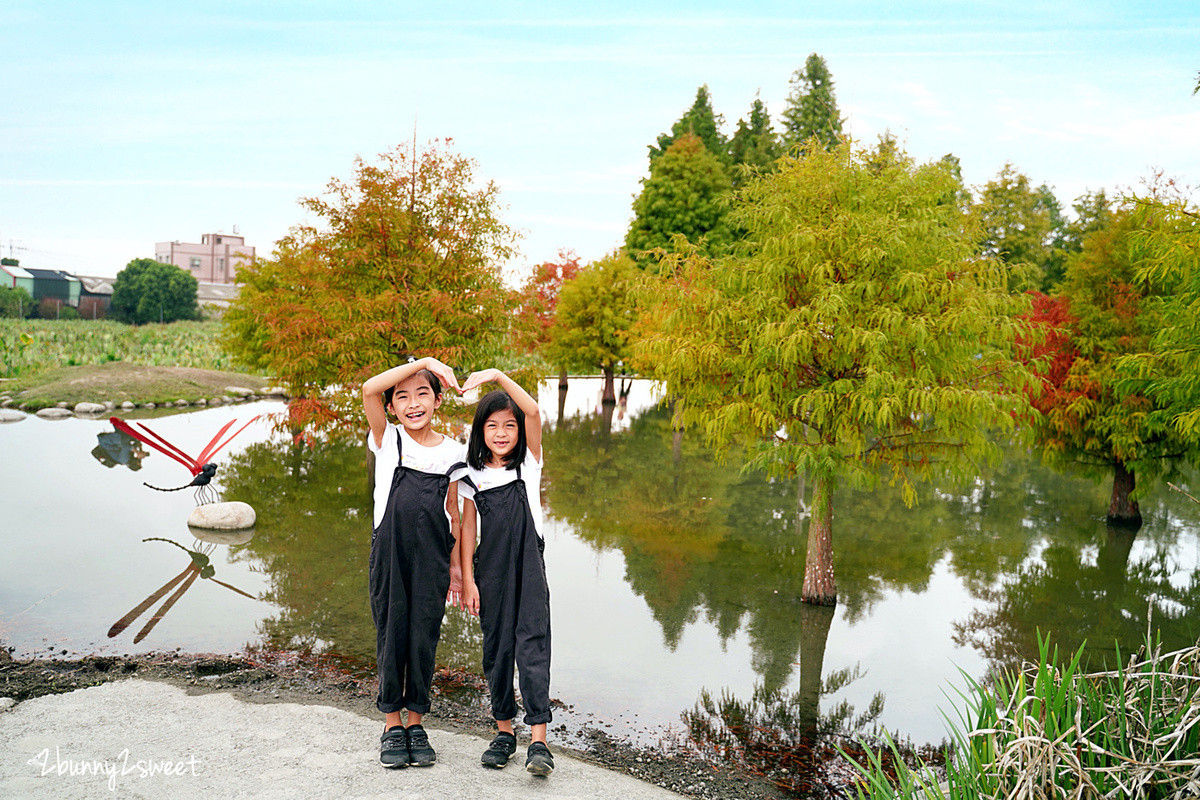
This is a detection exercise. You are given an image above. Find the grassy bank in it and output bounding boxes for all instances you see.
[845,635,1200,799]
[2,362,271,409]
[0,318,270,409]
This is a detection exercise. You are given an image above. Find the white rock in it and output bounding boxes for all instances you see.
[0,697,15,713]
[225,386,255,397]
[0,409,26,423]
[55,401,69,409]
[194,398,207,406]
[73,401,107,415]
[264,386,287,397]
[175,399,190,407]
[188,501,257,530]
[36,407,73,419]
[209,397,224,405]
[104,401,116,410]
[142,402,156,409]
[121,401,136,409]
[0,398,11,407]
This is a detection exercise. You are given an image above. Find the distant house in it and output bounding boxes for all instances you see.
[155,231,254,285]
[0,263,35,295]
[25,268,81,310]
[76,275,115,319]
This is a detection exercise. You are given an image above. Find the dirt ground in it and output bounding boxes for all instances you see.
[0,647,791,800]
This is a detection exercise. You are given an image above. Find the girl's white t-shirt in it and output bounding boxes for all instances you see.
[367,423,466,529]
[457,450,544,540]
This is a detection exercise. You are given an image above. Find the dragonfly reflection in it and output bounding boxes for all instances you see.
[107,535,256,644]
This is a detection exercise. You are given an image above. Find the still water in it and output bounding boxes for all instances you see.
[2,379,1199,749]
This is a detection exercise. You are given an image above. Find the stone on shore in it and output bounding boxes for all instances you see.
[188,501,257,530]
[121,401,136,409]
[73,401,107,416]
[0,409,26,423]
[225,386,255,398]
[36,407,73,419]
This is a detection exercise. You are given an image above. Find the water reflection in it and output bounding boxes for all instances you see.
[108,532,256,644]
[954,521,1200,675]
[91,429,147,471]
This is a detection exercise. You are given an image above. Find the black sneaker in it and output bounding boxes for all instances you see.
[406,724,436,767]
[525,741,554,776]
[380,726,409,769]
[480,731,517,768]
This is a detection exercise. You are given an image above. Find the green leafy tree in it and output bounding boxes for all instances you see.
[648,85,728,165]
[0,285,33,318]
[1024,207,1198,523]
[634,142,1037,606]
[222,140,516,429]
[973,164,1063,292]
[110,258,200,325]
[1118,190,1200,444]
[780,53,843,152]
[543,253,639,402]
[0,257,19,266]
[625,134,734,268]
[728,95,779,187]
[1042,189,1114,290]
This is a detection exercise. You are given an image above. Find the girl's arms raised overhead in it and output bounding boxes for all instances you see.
[461,369,542,462]
[362,357,460,448]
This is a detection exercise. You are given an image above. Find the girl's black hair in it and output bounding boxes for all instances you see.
[467,389,526,470]
[384,368,443,410]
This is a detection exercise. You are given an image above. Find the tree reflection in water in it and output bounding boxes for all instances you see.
[218,433,483,673]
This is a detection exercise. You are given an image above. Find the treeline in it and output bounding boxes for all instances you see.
[219,60,1200,607]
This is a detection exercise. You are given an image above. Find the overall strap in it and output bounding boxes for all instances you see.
[394,425,404,460]
[447,461,476,492]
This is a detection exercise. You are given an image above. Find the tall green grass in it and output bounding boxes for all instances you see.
[844,633,1200,799]
[0,319,235,378]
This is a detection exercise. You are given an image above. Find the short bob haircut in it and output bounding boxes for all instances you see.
[384,368,443,412]
[468,389,526,470]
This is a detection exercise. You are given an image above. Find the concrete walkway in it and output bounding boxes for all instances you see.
[0,679,682,799]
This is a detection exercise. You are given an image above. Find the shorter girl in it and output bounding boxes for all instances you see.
[457,369,554,776]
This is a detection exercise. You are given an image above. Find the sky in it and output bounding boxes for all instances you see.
[2,1,1198,281]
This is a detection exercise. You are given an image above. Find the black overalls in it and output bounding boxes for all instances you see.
[464,465,552,725]
[369,431,459,714]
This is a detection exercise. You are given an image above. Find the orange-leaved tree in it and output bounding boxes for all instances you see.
[510,250,583,385]
[223,140,517,431]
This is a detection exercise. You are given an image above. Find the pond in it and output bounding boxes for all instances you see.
[2,379,1199,756]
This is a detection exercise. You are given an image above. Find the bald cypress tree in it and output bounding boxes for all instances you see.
[648,85,728,165]
[728,95,779,187]
[781,53,843,152]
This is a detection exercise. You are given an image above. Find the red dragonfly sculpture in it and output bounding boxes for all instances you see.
[109,416,260,504]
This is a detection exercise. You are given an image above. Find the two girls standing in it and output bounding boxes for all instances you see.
[362,359,553,776]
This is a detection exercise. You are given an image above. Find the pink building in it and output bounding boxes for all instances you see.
[155,232,254,284]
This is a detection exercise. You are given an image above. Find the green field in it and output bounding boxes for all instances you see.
[0,319,240,379]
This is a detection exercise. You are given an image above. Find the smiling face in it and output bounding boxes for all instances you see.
[387,372,442,433]
[481,408,519,464]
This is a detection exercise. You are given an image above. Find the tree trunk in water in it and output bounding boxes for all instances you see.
[558,368,568,391]
[1107,461,1142,526]
[796,602,835,742]
[801,474,837,606]
[602,366,616,404]
[556,385,568,429]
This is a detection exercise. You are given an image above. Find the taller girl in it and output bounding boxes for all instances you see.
[457,369,555,777]
[362,357,465,769]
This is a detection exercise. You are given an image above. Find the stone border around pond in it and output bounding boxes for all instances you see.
[0,387,289,421]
